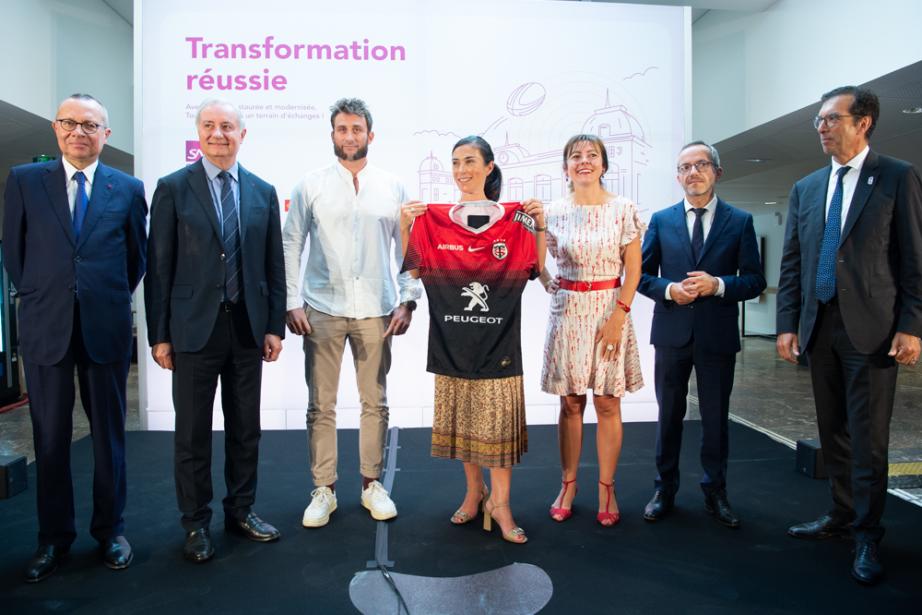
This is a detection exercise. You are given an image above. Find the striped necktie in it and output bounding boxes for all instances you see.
[219,171,241,303]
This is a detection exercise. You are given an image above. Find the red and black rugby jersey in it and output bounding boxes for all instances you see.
[404,201,539,379]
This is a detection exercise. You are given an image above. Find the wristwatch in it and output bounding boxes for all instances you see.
[400,300,418,312]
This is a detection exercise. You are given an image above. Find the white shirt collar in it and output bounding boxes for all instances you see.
[832,145,870,175]
[62,158,99,185]
[684,194,717,214]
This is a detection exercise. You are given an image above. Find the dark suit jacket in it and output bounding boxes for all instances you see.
[144,159,285,352]
[2,160,147,365]
[777,150,922,354]
[638,198,766,354]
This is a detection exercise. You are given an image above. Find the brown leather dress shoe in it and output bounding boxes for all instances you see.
[225,512,281,542]
[101,535,133,570]
[24,544,69,583]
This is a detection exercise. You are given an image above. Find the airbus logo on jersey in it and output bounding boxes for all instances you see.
[437,243,463,251]
[444,281,504,325]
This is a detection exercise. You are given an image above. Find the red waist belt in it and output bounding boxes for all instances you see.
[558,278,621,292]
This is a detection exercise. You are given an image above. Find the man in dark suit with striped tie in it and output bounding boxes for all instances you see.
[777,86,922,585]
[3,93,147,582]
[145,99,286,563]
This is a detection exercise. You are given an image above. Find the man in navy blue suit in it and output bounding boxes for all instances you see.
[638,141,765,528]
[778,86,922,585]
[3,94,147,582]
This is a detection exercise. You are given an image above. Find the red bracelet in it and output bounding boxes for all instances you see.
[616,299,631,313]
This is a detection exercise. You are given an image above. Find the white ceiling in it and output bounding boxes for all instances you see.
[715,60,922,212]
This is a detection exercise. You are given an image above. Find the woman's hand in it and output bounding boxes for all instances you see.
[543,276,560,294]
[401,200,427,231]
[521,198,545,230]
[595,309,626,362]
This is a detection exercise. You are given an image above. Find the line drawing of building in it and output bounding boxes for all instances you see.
[418,91,651,205]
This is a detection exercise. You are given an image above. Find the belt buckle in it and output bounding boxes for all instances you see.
[586,281,592,291]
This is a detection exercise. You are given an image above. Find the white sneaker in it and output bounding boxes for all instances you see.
[361,480,397,521]
[302,487,337,528]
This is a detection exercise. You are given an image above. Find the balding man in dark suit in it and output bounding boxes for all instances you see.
[3,93,147,582]
[145,99,286,563]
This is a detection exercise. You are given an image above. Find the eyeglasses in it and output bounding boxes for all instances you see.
[55,119,105,134]
[677,160,714,175]
[813,113,855,129]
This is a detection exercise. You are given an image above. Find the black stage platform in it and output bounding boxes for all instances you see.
[1,422,920,613]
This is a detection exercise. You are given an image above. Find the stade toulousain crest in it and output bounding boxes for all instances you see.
[492,241,508,260]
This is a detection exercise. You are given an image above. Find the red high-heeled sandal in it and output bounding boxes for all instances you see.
[597,481,621,526]
[549,478,577,522]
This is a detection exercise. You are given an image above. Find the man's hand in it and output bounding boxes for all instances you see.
[668,283,698,305]
[682,271,719,297]
[263,334,282,362]
[286,307,312,336]
[383,305,413,337]
[152,342,174,371]
[888,331,921,366]
[776,332,800,364]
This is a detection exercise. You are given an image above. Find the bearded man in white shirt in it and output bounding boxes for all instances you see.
[283,98,420,527]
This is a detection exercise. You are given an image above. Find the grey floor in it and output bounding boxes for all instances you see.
[2,337,921,505]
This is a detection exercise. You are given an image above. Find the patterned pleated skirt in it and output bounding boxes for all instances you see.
[431,374,528,468]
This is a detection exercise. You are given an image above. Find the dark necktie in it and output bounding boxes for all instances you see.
[815,166,850,303]
[73,171,88,239]
[219,171,241,303]
[691,208,706,262]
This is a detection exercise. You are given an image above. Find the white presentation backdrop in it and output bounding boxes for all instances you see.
[136,0,690,430]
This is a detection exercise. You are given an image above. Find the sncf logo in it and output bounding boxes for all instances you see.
[185,140,202,163]
[461,282,490,312]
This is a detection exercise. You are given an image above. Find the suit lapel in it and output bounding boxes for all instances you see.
[809,167,833,243]
[41,161,76,246]
[76,163,115,250]
[186,160,222,242]
[237,165,251,243]
[670,202,695,265]
[699,199,730,263]
[840,150,878,246]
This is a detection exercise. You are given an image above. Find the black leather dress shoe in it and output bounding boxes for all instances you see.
[101,535,133,570]
[643,490,674,522]
[787,514,850,540]
[225,512,281,542]
[24,544,69,583]
[704,490,741,529]
[852,540,884,585]
[184,528,214,563]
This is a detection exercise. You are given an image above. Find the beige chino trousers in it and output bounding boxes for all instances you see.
[302,305,391,486]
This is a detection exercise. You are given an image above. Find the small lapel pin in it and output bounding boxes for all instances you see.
[867,176,874,186]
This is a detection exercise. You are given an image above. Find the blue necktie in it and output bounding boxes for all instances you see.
[691,208,706,262]
[815,166,850,303]
[219,171,241,303]
[73,171,88,239]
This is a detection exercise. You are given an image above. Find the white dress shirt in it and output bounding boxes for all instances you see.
[62,158,98,216]
[826,145,870,229]
[666,195,726,300]
[283,161,421,318]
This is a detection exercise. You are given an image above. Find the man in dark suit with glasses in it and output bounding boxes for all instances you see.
[778,86,922,585]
